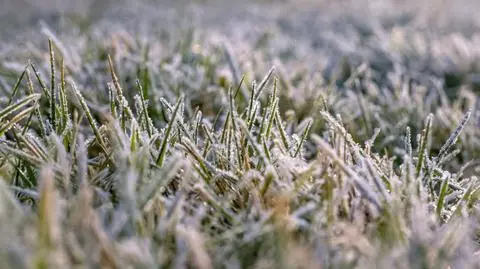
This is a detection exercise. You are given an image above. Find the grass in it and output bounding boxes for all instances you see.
[1,1,480,268]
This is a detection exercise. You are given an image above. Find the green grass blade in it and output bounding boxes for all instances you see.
[274,109,290,151]
[30,63,50,98]
[0,106,36,136]
[416,114,433,177]
[156,95,183,166]
[436,109,472,162]
[26,69,46,137]
[293,119,312,157]
[436,174,450,220]
[254,66,275,101]
[59,57,68,133]
[0,93,40,121]
[71,82,109,158]
[6,66,27,105]
[136,80,152,138]
[49,39,57,131]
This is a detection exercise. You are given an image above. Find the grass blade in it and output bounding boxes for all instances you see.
[156,95,183,166]
[293,119,312,158]
[436,174,450,220]
[0,106,37,136]
[6,66,27,105]
[0,93,40,121]
[416,114,433,177]
[49,39,57,131]
[71,82,109,159]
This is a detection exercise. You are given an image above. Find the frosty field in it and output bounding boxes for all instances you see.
[1,0,480,268]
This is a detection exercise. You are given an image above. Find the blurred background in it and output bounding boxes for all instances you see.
[2,0,480,47]
[2,0,480,96]
[2,0,480,31]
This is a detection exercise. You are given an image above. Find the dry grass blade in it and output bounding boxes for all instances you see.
[36,165,64,268]
[177,225,213,269]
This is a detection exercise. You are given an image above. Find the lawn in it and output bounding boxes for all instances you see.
[1,0,480,268]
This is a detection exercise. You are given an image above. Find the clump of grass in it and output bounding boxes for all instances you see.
[0,3,480,268]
